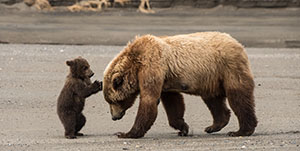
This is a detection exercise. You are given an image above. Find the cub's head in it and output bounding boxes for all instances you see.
[66,57,94,79]
[103,47,141,121]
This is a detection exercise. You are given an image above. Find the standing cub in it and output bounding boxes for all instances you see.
[57,57,102,139]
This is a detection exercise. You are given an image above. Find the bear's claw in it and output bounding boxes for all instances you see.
[65,135,77,139]
[178,123,189,136]
[76,132,84,136]
[115,132,144,139]
[115,132,130,138]
[227,130,254,137]
[205,125,222,133]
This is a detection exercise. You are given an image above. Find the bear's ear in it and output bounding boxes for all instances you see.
[66,60,74,66]
[113,76,123,90]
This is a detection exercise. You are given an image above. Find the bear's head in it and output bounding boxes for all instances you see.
[66,57,94,80]
[103,44,142,121]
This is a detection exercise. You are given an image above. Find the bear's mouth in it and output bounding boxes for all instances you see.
[112,110,125,121]
[88,73,94,78]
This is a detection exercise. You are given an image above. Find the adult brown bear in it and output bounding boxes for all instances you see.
[103,32,257,138]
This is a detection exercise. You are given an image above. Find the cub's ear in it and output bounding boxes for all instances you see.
[66,60,73,66]
[113,76,123,90]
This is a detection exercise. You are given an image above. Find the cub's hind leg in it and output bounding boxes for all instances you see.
[75,113,86,136]
[60,112,77,139]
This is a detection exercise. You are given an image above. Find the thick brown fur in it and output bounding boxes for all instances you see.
[103,32,258,138]
[57,57,101,139]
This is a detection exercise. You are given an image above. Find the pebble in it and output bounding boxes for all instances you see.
[122,148,128,150]
[241,145,246,149]
[0,68,2,71]
[123,142,127,145]
[60,49,64,53]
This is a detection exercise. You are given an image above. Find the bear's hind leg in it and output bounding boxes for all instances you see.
[75,113,86,136]
[202,95,231,134]
[62,112,77,139]
[161,92,189,136]
[225,77,258,137]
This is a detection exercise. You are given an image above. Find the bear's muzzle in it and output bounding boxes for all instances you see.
[112,110,125,121]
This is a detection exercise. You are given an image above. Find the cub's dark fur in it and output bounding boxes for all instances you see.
[57,57,101,139]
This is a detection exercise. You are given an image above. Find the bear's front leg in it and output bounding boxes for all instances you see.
[76,80,102,98]
[115,67,163,138]
[89,80,102,94]
[117,94,159,138]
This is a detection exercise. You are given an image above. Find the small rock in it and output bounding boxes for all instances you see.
[241,145,246,149]
[258,83,261,86]
[123,142,127,145]
[60,49,64,53]
[122,148,128,150]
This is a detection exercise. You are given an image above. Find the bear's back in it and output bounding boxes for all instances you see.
[160,32,246,73]
[159,32,249,95]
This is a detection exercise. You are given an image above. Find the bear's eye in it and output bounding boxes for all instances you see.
[83,66,88,70]
[113,77,123,90]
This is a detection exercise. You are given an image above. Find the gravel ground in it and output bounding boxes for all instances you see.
[0,44,299,150]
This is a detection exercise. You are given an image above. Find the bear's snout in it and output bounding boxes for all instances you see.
[89,72,94,78]
[112,110,125,121]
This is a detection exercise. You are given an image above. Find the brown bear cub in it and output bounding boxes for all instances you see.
[57,57,102,139]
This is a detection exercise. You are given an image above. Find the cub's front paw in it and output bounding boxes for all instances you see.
[92,80,102,92]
